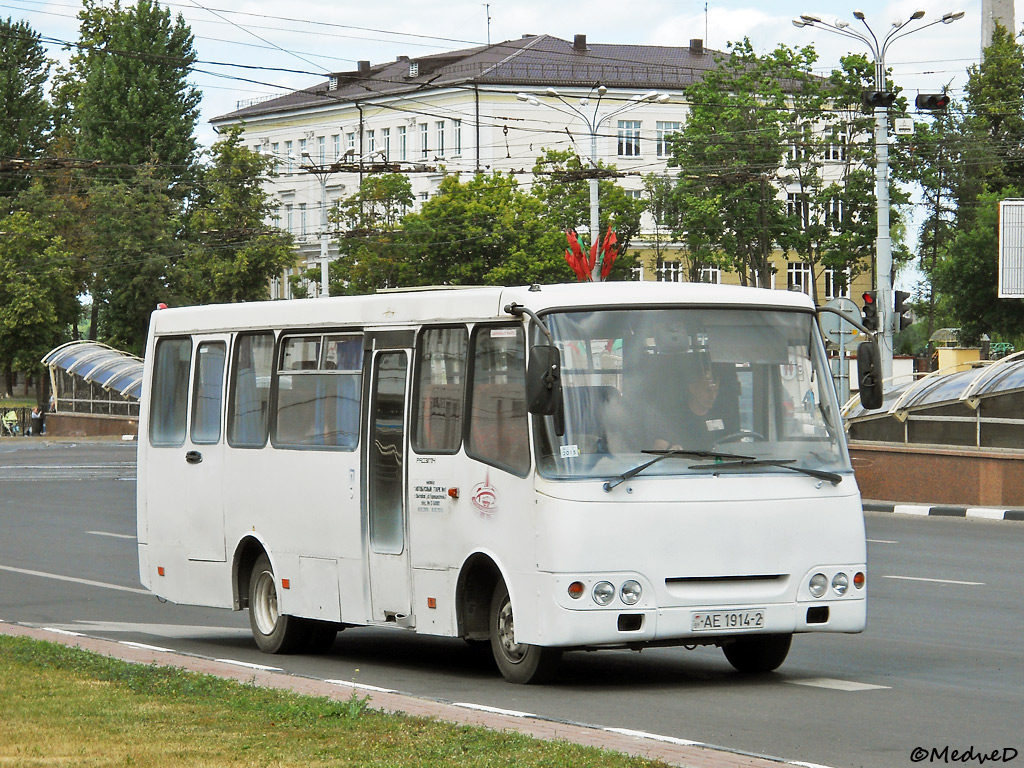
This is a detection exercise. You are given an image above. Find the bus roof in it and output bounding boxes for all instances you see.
[148,282,816,336]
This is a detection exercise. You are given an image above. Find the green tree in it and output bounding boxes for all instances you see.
[178,126,295,304]
[669,39,795,287]
[401,171,568,286]
[530,149,645,280]
[53,0,200,180]
[0,17,52,204]
[934,189,1024,344]
[324,173,415,296]
[88,163,179,354]
[0,207,77,396]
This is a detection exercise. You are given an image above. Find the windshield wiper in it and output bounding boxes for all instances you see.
[687,457,843,485]
[603,448,755,492]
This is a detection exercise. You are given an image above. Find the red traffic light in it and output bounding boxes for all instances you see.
[862,291,875,305]
[915,93,950,111]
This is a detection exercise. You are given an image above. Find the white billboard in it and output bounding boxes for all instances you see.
[999,199,1024,297]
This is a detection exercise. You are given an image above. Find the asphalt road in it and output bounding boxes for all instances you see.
[1,438,1021,768]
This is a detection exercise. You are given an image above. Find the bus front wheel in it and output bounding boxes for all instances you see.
[489,582,561,684]
[722,633,792,673]
[248,553,308,654]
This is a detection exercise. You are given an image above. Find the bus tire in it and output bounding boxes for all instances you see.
[248,554,308,654]
[722,633,792,673]
[489,581,561,684]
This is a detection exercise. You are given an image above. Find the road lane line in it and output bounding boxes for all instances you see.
[883,574,984,586]
[0,564,150,595]
[41,627,85,637]
[867,538,898,544]
[604,728,701,746]
[213,658,283,672]
[453,703,535,718]
[787,677,891,691]
[325,679,397,694]
[87,531,136,540]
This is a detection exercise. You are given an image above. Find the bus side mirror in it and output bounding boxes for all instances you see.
[857,340,884,410]
[526,345,562,415]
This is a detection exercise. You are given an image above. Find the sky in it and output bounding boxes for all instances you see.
[2,0,1011,288]
[4,0,999,148]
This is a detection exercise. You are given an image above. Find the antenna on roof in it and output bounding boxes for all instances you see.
[484,3,491,44]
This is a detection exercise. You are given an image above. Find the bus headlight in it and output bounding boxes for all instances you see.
[620,580,642,605]
[832,572,850,596]
[808,573,828,598]
[592,581,615,606]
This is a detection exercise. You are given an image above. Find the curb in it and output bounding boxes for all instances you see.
[863,500,1024,522]
[0,621,826,768]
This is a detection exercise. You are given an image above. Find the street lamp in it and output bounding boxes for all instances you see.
[517,85,670,280]
[794,8,964,383]
[300,150,334,297]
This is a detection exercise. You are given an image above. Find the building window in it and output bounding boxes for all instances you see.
[270,142,279,173]
[346,132,355,156]
[824,267,850,300]
[285,203,294,234]
[299,203,307,237]
[698,266,721,284]
[825,128,847,161]
[332,134,340,161]
[656,260,682,282]
[454,119,462,155]
[367,129,376,155]
[618,120,641,157]
[436,120,446,157]
[420,123,429,159]
[787,192,808,228]
[656,121,680,157]
[381,127,391,160]
[787,262,812,293]
[284,140,293,174]
[398,126,407,160]
[826,196,844,230]
[298,137,307,160]
[318,135,325,164]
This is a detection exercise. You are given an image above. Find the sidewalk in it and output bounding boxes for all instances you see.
[0,621,814,768]
[863,499,1024,522]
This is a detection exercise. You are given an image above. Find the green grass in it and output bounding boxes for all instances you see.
[0,636,668,767]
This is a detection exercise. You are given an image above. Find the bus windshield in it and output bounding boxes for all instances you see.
[533,307,850,481]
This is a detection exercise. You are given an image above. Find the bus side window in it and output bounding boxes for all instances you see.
[227,332,274,448]
[274,333,362,449]
[467,325,529,476]
[412,326,467,454]
[191,342,226,445]
[150,337,193,447]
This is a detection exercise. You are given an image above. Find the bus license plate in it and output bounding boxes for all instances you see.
[691,609,765,632]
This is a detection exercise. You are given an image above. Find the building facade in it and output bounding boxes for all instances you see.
[212,33,871,303]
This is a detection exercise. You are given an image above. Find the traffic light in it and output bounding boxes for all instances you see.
[862,291,878,331]
[862,91,896,110]
[915,93,950,111]
[894,290,913,331]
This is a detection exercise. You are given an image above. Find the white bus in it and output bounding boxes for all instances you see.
[137,282,870,684]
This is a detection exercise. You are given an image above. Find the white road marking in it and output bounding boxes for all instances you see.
[604,727,701,746]
[119,641,174,653]
[0,564,150,595]
[325,679,396,694]
[867,538,898,544]
[41,627,85,637]
[787,677,891,691]
[214,658,283,672]
[87,531,136,540]
[883,575,984,586]
[453,703,535,718]
[41,620,247,639]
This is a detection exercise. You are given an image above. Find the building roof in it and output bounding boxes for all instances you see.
[213,34,718,123]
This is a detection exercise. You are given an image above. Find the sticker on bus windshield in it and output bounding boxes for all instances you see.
[489,328,518,338]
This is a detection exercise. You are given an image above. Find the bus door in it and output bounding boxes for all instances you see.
[365,338,413,624]
[184,335,229,562]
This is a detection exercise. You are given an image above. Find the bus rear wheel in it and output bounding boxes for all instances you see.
[489,582,561,684]
[722,633,792,673]
[248,553,308,654]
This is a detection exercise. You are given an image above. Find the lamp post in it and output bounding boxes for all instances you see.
[517,86,670,280]
[794,8,964,383]
[300,150,333,297]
